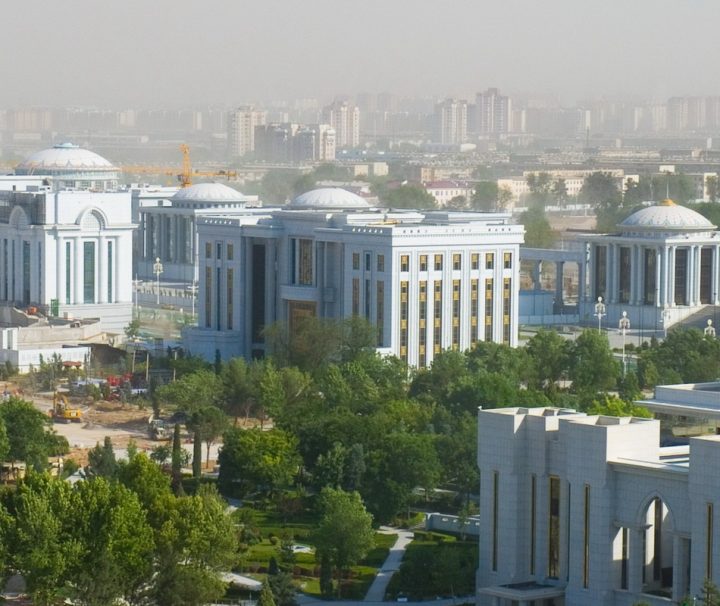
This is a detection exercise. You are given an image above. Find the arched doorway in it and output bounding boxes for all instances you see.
[641,497,674,598]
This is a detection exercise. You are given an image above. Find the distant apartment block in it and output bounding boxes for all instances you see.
[255,123,336,163]
[322,101,360,148]
[433,98,468,145]
[227,106,267,158]
[475,88,512,134]
[423,180,473,207]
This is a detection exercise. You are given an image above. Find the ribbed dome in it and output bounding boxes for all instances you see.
[619,200,716,232]
[172,182,245,203]
[15,143,116,173]
[289,187,372,210]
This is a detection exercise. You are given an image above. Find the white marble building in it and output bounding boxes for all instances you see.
[0,145,135,333]
[578,199,720,330]
[477,406,720,606]
[184,187,524,365]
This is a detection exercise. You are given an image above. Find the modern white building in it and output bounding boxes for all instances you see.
[477,405,720,606]
[184,187,524,365]
[423,180,474,207]
[434,98,468,145]
[135,182,260,284]
[322,101,360,148]
[475,88,512,134]
[0,145,135,333]
[578,199,720,330]
[227,106,267,158]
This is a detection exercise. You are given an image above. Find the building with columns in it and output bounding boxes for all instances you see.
[578,199,719,330]
[135,182,260,285]
[183,187,524,365]
[477,405,720,606]
[0,187,135,332]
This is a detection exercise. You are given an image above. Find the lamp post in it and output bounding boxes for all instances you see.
[705,319,716,339]
[661,308,671,338]
[594,296,606,333]
[618,311,630,375]
[153,257,163,306]
[186,280,198,320]
[132,276,142,319]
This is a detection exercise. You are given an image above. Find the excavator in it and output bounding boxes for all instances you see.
[50,392,83,423]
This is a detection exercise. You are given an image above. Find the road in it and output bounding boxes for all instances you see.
[363,527,414,602]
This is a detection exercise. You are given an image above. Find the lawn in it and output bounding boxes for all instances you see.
[234,502,395,599]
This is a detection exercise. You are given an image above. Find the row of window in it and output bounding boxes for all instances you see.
[400,251,513,273]
[352,252,385,272]
[205,241,234,261]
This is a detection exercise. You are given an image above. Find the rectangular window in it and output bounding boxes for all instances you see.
[400,254,409,272]
[621,528,629,590]
[434,254,443,271]
[205,267,212,328]
[205,242,212,259]
[548,476,560,579]
[644,248,657,305]
[400,280,408,362]
[530,475,537,575]
[471,253,479,270]
[434,280,442,353]
[227,268,234,330]
[216,267,221,331]
[492,471,499,572]
[299,239,313,285]
[227,243,234,260]
[503,278,511,344]
[486,252,495,270]
[594,245,607,300]
[65,242,71,304]
[352,252,360,270]
[419,281,427,367]
[365,252,371,272]
[364,279,371,320]
[452,280,460,350]
[22,241,30,305]
[504,252,512,269]
[419,254,428,272]
[216,242,222,260]
[619,247,631,304]
[470,279,479,346]
[376,281,384,346]
[583,484,590,588]
[377,254,385,272]
[3,239,8,300]
[708,503,714,581]
[107,241,113,302]
[352,278,360,316]
[83,241,95,304]
[453,253,461,270]
[485,278,494,342]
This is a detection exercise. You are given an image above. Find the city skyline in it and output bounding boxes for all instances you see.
[2,0,720,107]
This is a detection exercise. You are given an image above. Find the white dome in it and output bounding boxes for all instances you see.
[172,182,245,203]
[289,187,372,210]
[619,200,716,232]
[15,143,116,173]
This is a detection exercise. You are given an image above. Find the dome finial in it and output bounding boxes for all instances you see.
[659,199,676,207]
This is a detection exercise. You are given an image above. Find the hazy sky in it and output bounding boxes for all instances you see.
[2,0,719,108]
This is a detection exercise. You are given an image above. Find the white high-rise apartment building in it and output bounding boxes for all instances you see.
[227,106,267,158]
[433,98,468,145]
[475,88,512,134]
[322,101,360,148]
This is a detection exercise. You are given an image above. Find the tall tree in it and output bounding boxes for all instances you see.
[314,488,375,597]
[187,406,228,467]
[0,398,55,470]
[171,423,183,495]
[471,181,499,211]
[568,330,619,395]
[87,436,118,477]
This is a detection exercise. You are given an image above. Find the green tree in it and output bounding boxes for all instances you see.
[171,423,184,495]
[0,417,9,463]
[258,582,278,606]
[267,571,297,606]
[568,330,620,395]
[640,328,720,384]
[87,436,118,477]
[706,175,719,203]
[125,318,141,340]
[471,181,499,211]
[526,329,571,393]
[0,398,55,469]
[314,488,375,596]
[586,394,651,418]
[187,406,228,466]
[378,184,436,209]
[526,172,553,208]
[150,443,171,466]
[519,206,556,248]
[156,369,222,413]
[580,172,623,232]
[218,427,300,497]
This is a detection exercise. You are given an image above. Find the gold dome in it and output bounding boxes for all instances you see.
[659,199,676,206]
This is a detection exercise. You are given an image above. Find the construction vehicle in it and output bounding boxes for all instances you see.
[148,416,169,440]
[50,392,83,423]
[121,144,237,188]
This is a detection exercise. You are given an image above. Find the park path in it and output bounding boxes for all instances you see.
[363,526,414,602]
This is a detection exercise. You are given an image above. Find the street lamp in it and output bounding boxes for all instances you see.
[132,276,143,319]
[618,311,630,375]
[661,308,671,338]
[594,296,606,333]
[704,319,716,339]
[153,257,164,306]
[186,280,198,320]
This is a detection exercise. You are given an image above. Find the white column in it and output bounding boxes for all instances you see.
[672,535,688,603]
[658,247,665,306]
[74,237,83,305]
[714,245,720,304]
[693,245,702,306]
[629,245,637,304]
[628,528,644,594]
[98,236,107,304]
[685,246,693,306]
[667,246,675,306]
[56,236,63,306]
